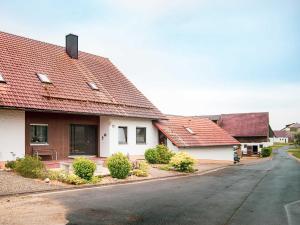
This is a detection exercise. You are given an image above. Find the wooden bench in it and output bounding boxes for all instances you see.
[32,148,58,160]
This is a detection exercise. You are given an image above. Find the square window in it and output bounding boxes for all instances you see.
[37,73,51,83]
[88,82,99,90]
[0,73,6,83]
[118,126,128,144]
[136,127,146,144]
[259,144,263,148]
[30,124,48,144]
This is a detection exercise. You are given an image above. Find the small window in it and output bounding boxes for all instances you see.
[118,126,128,144]
[185,127,195,134]
[30,124,48,144]
[136,127,146,144]
[0,72,6,83]
[244,144,247,148]
[259,144,263,148]
[88,82,99,90]
[37,73,51,83]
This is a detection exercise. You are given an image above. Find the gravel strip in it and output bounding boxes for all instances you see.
[0,171,65,196]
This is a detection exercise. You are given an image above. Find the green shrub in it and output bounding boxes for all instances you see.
[72,157,96,181]
[15,156,45,178]
[145,148,159,164]
[89,176,102,184]
[62,173,87,185]
[5,160,17,170]
[156,145,174,164]
[169,152,196,172]
[107,152,131,179]
[261,147,272,157]
[132,161,149,177]
[294,133,300,147]
[145,145,174,164]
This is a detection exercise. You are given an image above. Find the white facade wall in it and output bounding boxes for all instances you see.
[269,137,288,144]
[180,146,234,161]
[240,142,271,154]
[99,116,158,157]
[0,109,25,161]
[166,139,234,161]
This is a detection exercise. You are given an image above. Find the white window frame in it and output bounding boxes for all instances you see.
[118,126,128,145]
[136,127,147,144]
[30,124,49,146]
[37,73,51,83]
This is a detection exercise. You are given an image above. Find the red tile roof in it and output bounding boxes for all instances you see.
[274,130,289,138]
[0,31,163,119]
[218,112,270,137]
[154,115,239,147]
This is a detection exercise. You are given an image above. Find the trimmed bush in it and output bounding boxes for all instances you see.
[145,148,159,164]
[15,156,45,178]
[156,145,174,164]
[169,152,196,172]
[261,147,272,157]
[145,145,174,164]
[72,157,96,181]
[5,160,17,170]
[107,152,131,179]
[132,161,149,177]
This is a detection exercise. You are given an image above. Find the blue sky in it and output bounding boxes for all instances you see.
[0,0,299,129]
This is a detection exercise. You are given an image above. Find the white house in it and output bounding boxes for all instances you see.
[155,115,240,161]
[270,130,289,143]
[0,31,163,165]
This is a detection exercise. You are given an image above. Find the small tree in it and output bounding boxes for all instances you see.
[294,132,300,147]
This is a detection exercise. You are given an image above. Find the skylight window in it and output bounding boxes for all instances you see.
[0,73,6,83]
[37,73,51,83]
[88,82,99,90]
[185,127,195,134]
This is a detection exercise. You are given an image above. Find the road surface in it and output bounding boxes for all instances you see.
[1,146,299,225]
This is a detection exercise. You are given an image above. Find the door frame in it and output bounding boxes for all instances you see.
[69,124,98,156]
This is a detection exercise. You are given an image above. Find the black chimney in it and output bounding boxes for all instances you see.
[66,34,78,59]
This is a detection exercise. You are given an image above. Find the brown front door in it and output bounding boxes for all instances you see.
[70,124,97,155]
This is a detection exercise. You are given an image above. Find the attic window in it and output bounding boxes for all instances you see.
[37,73,51,83]
[88,82,99,90]
[185,127,195,134]
[0,73,6,83]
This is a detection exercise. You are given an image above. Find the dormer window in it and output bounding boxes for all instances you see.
[0,73,6,83]
[37,73,51,83]
[88,82,99,90]
[185,127,195,134]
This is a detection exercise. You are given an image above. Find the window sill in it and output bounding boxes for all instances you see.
[136,143,147,145]
[30,143,49,146]
[118,143,128,145]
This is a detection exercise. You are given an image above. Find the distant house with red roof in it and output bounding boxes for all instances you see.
[0,31,164,162]
[270,130,289,143]
[200,112,274,155]
[281,123,300,142]
[155,115,240,161]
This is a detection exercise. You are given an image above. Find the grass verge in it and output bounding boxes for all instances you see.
[288,148,300,159]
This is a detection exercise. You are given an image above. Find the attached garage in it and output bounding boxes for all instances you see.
[155,115,240,161]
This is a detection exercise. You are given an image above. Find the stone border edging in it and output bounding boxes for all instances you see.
[288,152,300,162]
[0,165,229,199]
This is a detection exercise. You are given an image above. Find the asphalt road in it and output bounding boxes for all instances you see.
[1,146,300,225]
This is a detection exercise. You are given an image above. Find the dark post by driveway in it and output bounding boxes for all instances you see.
[0,146,299,225]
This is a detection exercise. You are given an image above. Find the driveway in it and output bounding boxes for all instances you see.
[0,146,299,225]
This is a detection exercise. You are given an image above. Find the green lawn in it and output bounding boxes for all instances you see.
[270,143,291,150]
[288,148,300,159]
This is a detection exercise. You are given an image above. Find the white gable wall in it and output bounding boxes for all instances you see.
[99,116,158,157]
[165,138,234,161]
[0,109,25,161]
